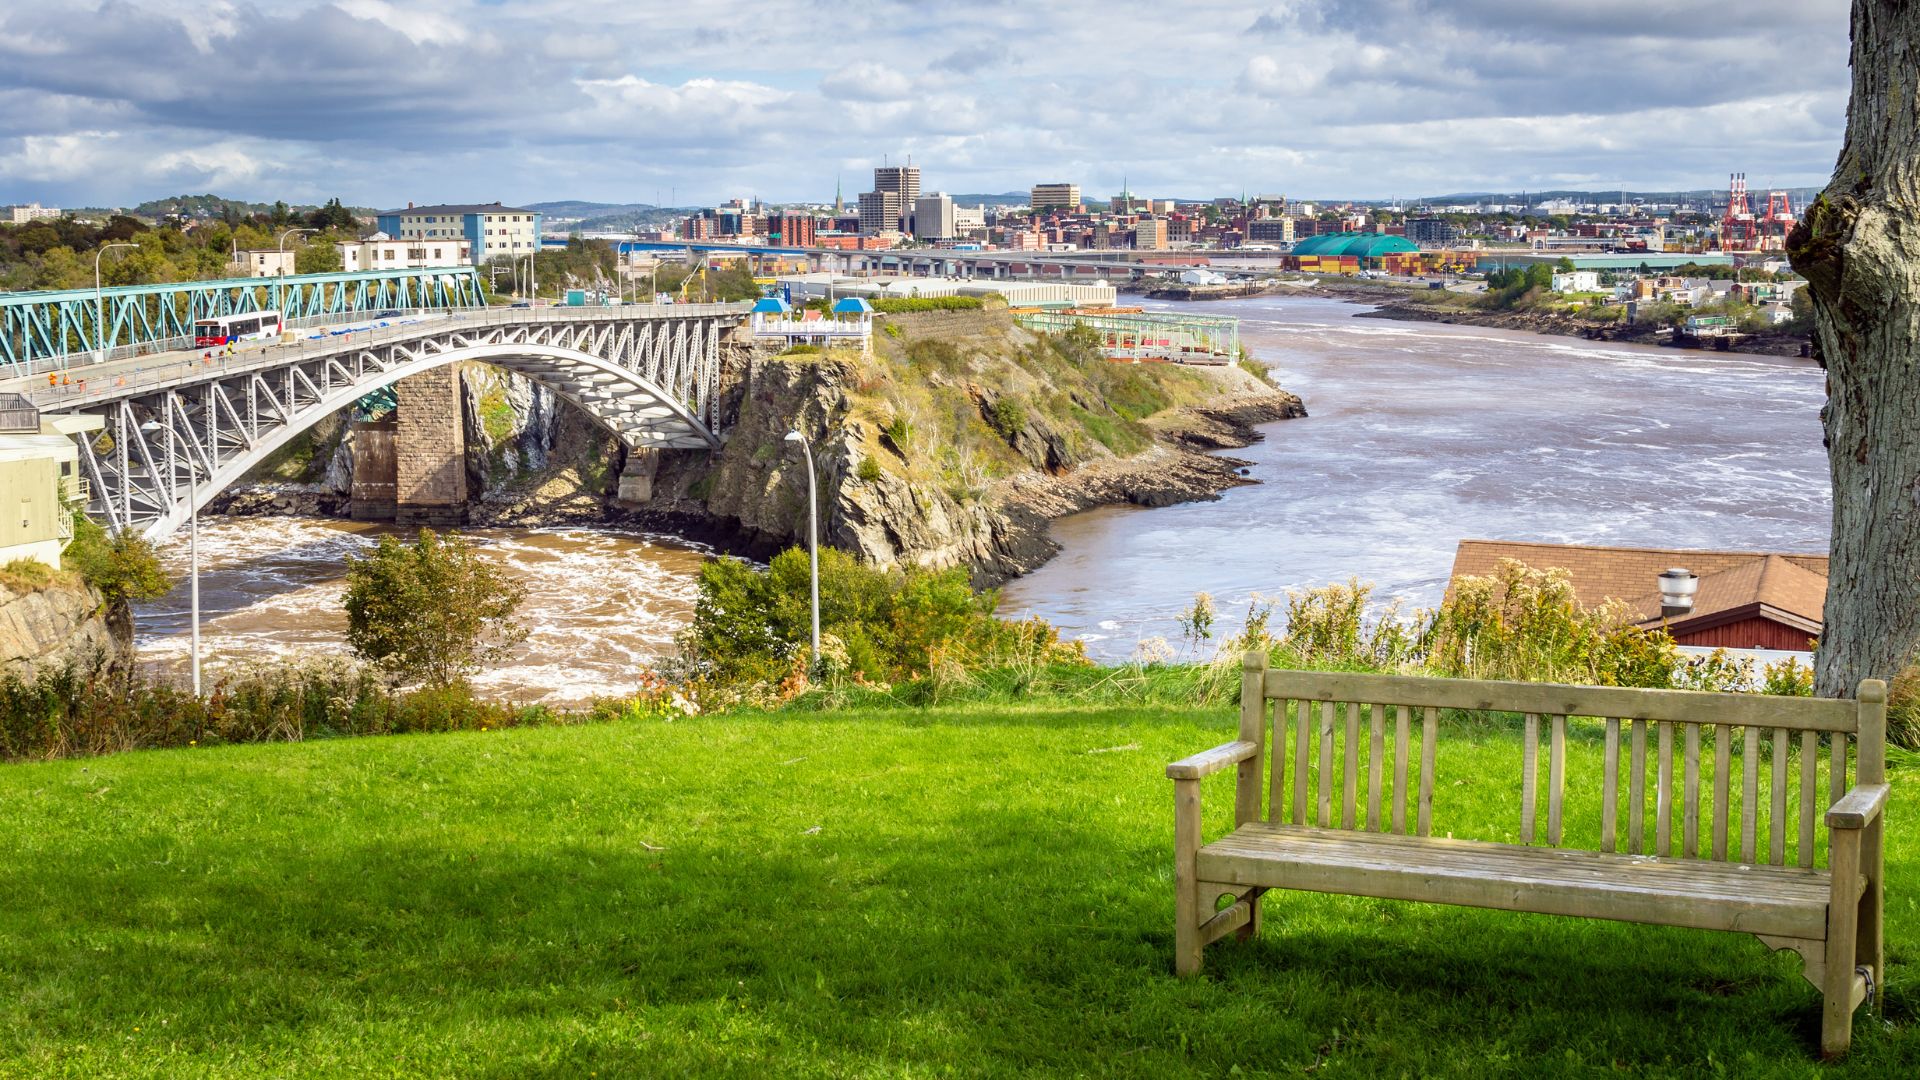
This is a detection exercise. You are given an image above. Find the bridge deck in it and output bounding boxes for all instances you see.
[5,304,746,413]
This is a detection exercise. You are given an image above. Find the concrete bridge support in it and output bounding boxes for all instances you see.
[394,366,468,527]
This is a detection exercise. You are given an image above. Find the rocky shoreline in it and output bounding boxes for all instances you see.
[1297,280,1814,357]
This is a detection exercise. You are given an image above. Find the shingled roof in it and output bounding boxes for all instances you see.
[1448,539,1827,639]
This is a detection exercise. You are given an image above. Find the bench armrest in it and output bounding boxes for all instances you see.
[1166,740,1258,781]
[1827,783,1889,830]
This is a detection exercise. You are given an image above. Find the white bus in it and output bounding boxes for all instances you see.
[194,310,284,347]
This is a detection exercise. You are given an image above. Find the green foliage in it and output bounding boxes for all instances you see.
[856,456,883,483]
[293,237,343,275]
[0,558,61,593]
[1481,263,1556,309]
[1054,322,1104,365]
[678,548,1081,694]
[985,396,1027,441]
[63,514,171,607]
[1426,560,1678,687]
[867,296,983,314]
[881,320,903,338]
[0,656,570,761]
[342,529,528,689]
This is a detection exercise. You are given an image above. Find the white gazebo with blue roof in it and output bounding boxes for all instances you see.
[749,294,873,354]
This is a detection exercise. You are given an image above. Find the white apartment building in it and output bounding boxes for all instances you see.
[233,249,298,278]
[8,203,60,225]
[337,233,472,271]
[374,202,543,264]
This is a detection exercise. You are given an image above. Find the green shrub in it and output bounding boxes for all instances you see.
[0,657,573,762]
[676,548,1083,694]
[343,529,528,689]
[856,456,883,483]
[986,397,1027,440]
[869,296,983,314]
[63,514,170,607]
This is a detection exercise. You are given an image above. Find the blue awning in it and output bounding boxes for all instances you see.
[831,297,874,314]
[751,297,791,314]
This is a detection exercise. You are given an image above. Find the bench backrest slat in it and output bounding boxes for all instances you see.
[1629,719,1648,854]
[1742,725,1761,862]
[1242,662,1883,867]
[1682,724,1702,857]
[1418,706,1437,837]
[1800,729,1819,868]
[1547,714,1567,846]
[1392,705,1412,834]
[1521,713,1539,844]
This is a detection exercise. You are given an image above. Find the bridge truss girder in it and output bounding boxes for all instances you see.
[1,266,486,374]
[61,311,733,540]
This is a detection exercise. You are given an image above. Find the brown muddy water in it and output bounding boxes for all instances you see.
[136,520,707,705]
[134,294,1832,687]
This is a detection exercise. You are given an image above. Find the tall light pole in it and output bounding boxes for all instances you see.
[92,242,137,364]
[140,420,201,695]
[276,227,316,312]
[783,430,820,667]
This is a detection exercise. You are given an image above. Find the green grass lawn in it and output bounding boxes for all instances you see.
[0,701,1912,1077]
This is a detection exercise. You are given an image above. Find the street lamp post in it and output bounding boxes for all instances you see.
[140,420,202,695]
[92,242,138,364]
[276,227,317,312]
[784,430,821,667]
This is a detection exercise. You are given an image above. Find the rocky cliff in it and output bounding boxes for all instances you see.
[0,574,123,680]
[619,307,1305,584]
[211,307,1306,585]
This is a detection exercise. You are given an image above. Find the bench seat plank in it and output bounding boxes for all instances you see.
[1197,823,1832,940]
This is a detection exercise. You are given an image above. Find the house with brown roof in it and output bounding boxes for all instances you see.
[1449,540,1825,652]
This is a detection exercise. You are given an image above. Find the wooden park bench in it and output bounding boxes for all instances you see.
[1168,653,1890,1057]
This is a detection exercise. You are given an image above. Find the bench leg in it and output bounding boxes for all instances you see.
[1236,887,1263,942]
[1861,820,1884,1009]
[1822,830,1862,1058]
[1174,778,1203,976]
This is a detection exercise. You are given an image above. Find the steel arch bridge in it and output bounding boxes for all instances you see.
[20,304,750,539]
[1,266,486,375]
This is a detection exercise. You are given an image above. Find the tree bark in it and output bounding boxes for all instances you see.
[1789,1,1920,697]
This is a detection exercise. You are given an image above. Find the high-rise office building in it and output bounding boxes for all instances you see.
[913,193,956,239]
[873,165,921,207]
[1030,183,1081,212]
[857,190,902,235]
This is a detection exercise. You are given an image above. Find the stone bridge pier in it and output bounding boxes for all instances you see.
[351,367,469,526]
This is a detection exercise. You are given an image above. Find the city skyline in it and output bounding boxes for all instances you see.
[0,1,1851,209]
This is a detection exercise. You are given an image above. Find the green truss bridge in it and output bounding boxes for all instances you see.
[1,266,485,375]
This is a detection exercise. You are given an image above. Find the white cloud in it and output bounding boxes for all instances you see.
[0,0,1853,206]
[819,62,914,103]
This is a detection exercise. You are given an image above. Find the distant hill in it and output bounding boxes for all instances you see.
[1409,187,1824,208]
[128,193,378,221]
[526,200,660,220]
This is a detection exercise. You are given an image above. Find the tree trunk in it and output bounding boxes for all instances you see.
[1789,1,1920,697]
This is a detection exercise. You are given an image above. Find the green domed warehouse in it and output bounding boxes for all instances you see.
[1284,230,1436,274]
[1288,231,1421,259]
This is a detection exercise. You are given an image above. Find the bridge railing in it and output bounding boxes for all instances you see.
[15,303,750,410]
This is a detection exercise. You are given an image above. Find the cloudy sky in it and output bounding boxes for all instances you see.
[0,0,1851,210]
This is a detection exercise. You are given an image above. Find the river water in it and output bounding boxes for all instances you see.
[136,520,707,704]
[134,294,1832,689]
[1000,294,1831,660]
